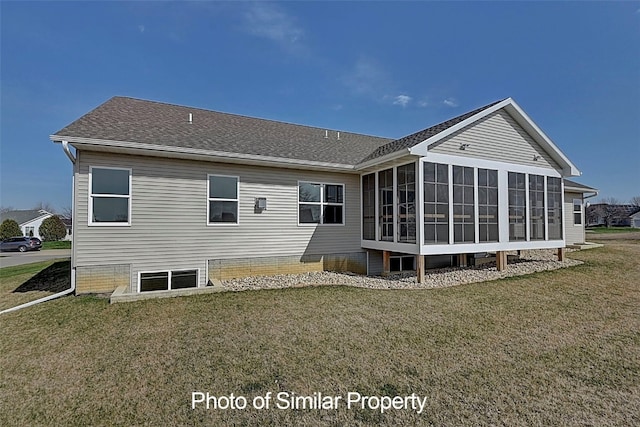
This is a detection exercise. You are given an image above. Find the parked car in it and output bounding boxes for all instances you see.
[0,236,42,252]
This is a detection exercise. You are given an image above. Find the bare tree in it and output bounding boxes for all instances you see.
[32,201,56,213]
[61,206,73,219]
[596,197,622,227]
[630,196,640,207]
[0,205,14,214]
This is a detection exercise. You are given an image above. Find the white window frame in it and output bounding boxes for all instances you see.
[207,174,240,226]
[137,269,200,293]
[88,166,132,226]
[573,198,583,226]
[297,181,345,226]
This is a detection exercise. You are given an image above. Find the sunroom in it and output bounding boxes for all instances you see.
[357,100,579,280]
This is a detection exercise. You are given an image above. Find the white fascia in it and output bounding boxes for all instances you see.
[50,136,357,173]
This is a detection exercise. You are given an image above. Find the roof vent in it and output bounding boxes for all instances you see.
[188,113,193,124]
[337,131,340,140]
[324,130,328,139]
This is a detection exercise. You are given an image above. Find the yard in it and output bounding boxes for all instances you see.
[1,242,639,426]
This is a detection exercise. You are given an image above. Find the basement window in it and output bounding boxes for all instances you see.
[390,255,415,272]
[139,269,198,292]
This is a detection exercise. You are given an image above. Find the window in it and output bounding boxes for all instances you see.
[379,169,394,240]
[478,168,498,242]
[390,254,415,272]
[547,177,563,239]
[139,269,198,292]
[208,175,238,224]
[24,226,35,237]
[529,174,545,240]
[299,182,344,225]
[453,165,475,243]
[397,163,416,243]
[424,162,449,244]
[362,174,375,240]
[90,167,131,225]
[508,172,526,241]
[573,199,582,226]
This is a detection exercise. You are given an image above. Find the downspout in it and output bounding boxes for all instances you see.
[1,141,77,315]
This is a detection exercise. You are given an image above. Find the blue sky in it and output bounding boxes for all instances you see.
[1,1,639,212]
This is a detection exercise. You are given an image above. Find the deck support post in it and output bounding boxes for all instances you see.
[416,255,425,283]
[382,251,391,276]
[496,251,507,271]
[557,247,565,261]
[457,253,468,267]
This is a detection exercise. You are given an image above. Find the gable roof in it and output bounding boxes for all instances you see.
[51,97,391,170]
[51,96,580,175]
[0,210,52,226]
[359,99,505,164]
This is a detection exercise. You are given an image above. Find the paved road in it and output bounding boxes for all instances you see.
[0,249,71,268]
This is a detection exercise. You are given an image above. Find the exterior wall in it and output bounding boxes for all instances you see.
[76,264,130,293]
[632,214,640,228]
[21,215,51,239]
[430,110,561,170]
[367,250,384,276]
[208,252,366,281]
[74,150,364,293]
[564,191,584,245]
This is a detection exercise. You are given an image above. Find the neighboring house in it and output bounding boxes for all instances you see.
[61,217,73,241]
[562,180,598,246]
[630,210,640,228]
[0,209,53,239]
[586,204,640,227]
[51,96,590,296]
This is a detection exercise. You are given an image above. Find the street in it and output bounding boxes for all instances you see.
[0,249,71,268]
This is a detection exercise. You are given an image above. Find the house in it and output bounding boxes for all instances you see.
[586,203,640,228]
[51,96,591,296]
[630,210,640,228]
[61,217,73,240]
[0,209,54,239]
[563,179,598,245]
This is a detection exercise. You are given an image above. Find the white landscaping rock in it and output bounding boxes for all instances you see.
[221,249,583,292]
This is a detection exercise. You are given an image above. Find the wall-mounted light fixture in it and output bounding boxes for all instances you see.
[255,197,267,211]
[459,143,470,150]
[533,155,542,161]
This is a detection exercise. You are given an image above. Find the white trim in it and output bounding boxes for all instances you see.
[419,239,565,256]
[137,268,200,293]
[525,173,530,241]
[207,174,240,226]
[473,167,479,244]
[53,137,356,172]
[297,180,345,226]
[374,171,380,241]
[544,176,549,241]
[422,153,562,177]
[88,166,132,227]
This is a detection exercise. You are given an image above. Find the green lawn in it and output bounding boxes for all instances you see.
[42,240,72,250]
[1,242,639,426]
[587,227,640,234]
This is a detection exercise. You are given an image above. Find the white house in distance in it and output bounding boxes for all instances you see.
[0,209,53,240]
[51,96,594,297]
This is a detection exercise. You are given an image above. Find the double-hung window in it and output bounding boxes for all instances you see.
[573,199,582,226]
[208,175,239,224]
[89,167,131,225]
[299,182,344,225]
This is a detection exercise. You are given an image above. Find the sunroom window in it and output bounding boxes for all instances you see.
[90,167,131,225]
[508,172,526,241]
[529,174,545,240]
[478,168,498,242]
[379,169,394,240]
[397,163,416,243]
[547,177,563,239]
[424,162,449,244]
[362,173,375,240]
[453,165,475,243]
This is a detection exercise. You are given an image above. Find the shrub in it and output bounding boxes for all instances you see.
[39,216,67,242]
[0,219,22,240]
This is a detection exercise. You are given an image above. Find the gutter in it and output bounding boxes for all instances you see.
[1,141,77,315]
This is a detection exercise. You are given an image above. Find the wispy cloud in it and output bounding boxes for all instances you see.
[443,97,459,108]
[342,56,388,96]
[138,25,145,34]
[243,3,304,51]
[417,99,429,107]
[392,94,412,107]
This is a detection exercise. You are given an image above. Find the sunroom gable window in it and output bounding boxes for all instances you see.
[89,167,131,225]
[299,182,344,225]
[208,175,239,224]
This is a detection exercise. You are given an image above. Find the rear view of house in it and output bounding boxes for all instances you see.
[51,97,592,296]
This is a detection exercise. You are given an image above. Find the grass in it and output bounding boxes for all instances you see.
[1,242,639,426]
[0,259,70,311]
[42,240,72,250]
[587,227,640,234]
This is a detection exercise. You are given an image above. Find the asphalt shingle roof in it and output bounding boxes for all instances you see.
[53,97,393,166]
[52,96,507,167]
[358,99,505,164]
[564,179,598,192]
[0,210,50,225]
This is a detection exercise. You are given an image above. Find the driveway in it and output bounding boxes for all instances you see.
[0,249,71,268]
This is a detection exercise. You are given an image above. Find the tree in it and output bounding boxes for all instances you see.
[0,219,22,240]
[595,197,622,227]
[39,215,67,241]
[33,201,56,213]
[631,196,640,208]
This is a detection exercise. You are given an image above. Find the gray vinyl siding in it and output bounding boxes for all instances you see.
[75,151,363,288]
[430,110,561,169]
[564,191,584,245]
